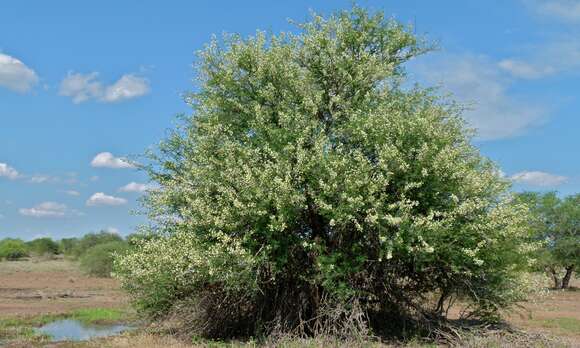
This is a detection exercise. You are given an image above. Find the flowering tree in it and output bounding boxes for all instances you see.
[116,7,535,338]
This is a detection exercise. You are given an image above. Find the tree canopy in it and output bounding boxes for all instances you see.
[516,192,579,289]
[116,7,536,339]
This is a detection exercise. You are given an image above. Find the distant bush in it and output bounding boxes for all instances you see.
[80,241,129,277]
[59,237,78,255]
[26,237,59,256]
[70,231,124,259]
[0,239,29,260]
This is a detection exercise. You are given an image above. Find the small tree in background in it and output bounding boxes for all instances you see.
[26,237,59,256]
[59,237,78,255]
[0,239,29,261]
[117,7,535,339]
[80,241,130,277]
[70,231,123,259]
[517,192,579,289]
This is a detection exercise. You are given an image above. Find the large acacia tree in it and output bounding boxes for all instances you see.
[117,8,534,338]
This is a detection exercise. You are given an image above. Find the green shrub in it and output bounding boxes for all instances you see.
[59,237,78,255]
[71,231,123,259]
[26,237,59,256]
[80,241,129,277]
[0,239,29,260]
[116,7,536,339]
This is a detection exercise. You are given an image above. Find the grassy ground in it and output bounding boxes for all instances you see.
[1,258,578,347]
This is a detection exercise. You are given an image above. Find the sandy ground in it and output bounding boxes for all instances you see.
[0,258,127,318]
[508,285,580,342]
[1,258,578,347]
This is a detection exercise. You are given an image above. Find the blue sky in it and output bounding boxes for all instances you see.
[1,0,578,240]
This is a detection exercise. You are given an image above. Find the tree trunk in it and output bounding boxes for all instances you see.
[548,267,561,289]
[561,266,575,289]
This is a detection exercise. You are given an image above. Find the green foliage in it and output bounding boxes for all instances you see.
[117,7,536,338]
[70,231,124,259]
[80,241,129,277]
[58,237,78,255]
[516,192,579,288]
[0,239,29,260]
[26,237,59,256]
[125,232,159,247]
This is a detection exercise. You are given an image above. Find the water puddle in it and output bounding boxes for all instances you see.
[35,319,132,341]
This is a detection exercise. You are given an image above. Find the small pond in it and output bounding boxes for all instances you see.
[35,319,132,342]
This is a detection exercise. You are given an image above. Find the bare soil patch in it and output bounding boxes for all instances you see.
[0,258,127,318]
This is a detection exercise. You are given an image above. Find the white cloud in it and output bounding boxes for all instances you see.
[411,54,545,140]
[0,53,38,93]
[0,163,19,180]
[498,59,555,79]
[29,175,51,184]
[19,202,68,218]
[511,171,568,186]
[59,72,149,103]
[119,182,153,193]
[104,227,120,234]
[86,192,127,206]
[59,72,103,103]
[65,190,80,196]
[91,152,135,169]
[499,41,580,79]
[102,74,150,102]
[526,0,580,22]
[27,174,61,184]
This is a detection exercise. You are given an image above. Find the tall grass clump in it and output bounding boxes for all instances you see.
[116,7,536,341]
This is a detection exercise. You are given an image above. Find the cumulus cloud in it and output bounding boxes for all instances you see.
[511,171,568,186]
[0,53,38,93]
[0,163,19,180]
[411,54,545,140]
[102,74,150,102]
[91,152,135,169]
[118,182,154,193]
[86,192,127,206]
[59,71,149,103]
[59,72,103,103]
[19,202,68,218]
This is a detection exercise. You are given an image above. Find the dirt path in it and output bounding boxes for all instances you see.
[0,258,127,318]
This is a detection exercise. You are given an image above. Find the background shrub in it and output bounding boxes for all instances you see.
[59,237,78,255]
[26,237,59,256]
[80,241,129,277]
[0,239,29,260]
[70,231,123,259]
